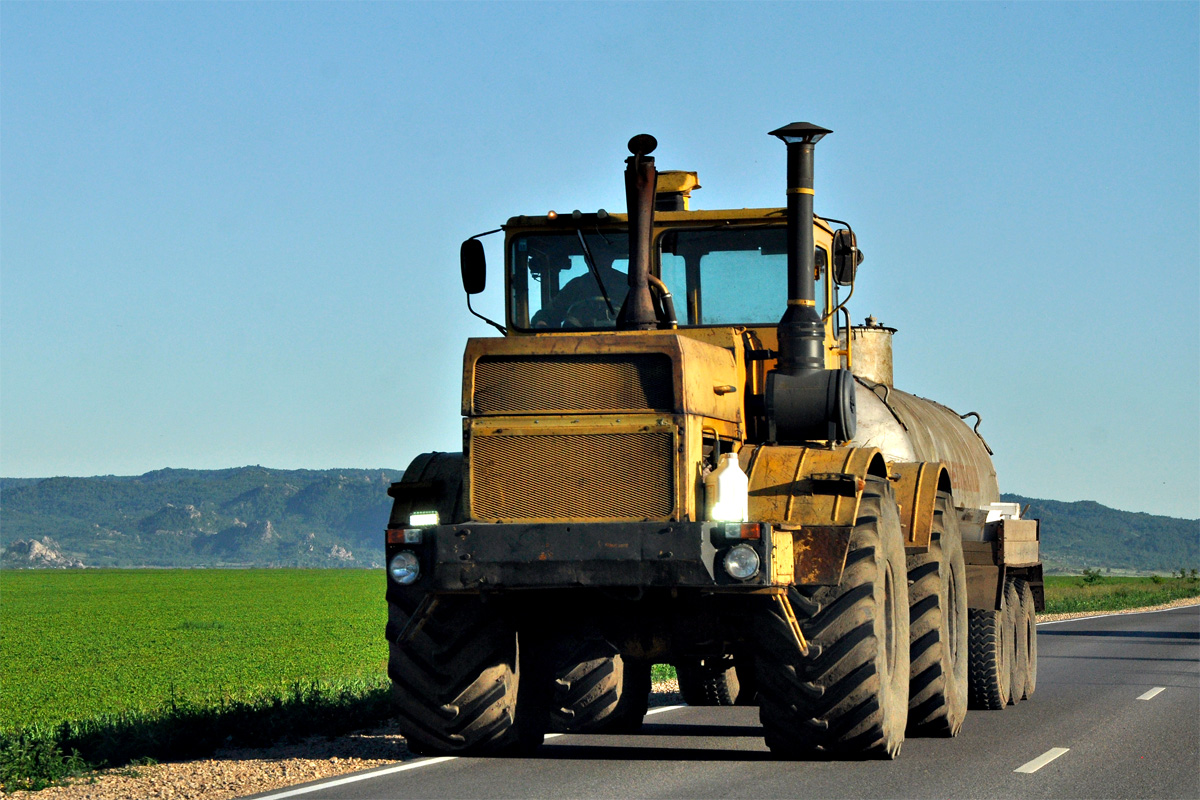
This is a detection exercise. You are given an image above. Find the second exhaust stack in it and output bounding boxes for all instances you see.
[765,122,857,443]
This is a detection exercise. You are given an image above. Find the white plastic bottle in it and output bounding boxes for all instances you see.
[705,452,749,522]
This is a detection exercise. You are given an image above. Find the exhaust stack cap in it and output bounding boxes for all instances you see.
[769,122,832,146]
[628,134,657,156]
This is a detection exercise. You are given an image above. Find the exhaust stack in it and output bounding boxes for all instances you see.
[617,134,659,331]
[765,122,857,443]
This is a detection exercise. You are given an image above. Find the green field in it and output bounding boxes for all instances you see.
[1043,573,1199,614]
[0,569,387,731]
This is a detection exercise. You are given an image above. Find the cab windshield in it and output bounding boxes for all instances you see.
[509,225,824,330]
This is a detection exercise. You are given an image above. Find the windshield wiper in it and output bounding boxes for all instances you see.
[575,228,616,317]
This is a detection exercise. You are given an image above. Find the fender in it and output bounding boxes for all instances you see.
[889,461,952,551]
[387,451,465,529]
[738,445,889,585]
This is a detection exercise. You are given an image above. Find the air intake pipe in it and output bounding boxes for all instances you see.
[764,122,856,443]
[616,134,660,331]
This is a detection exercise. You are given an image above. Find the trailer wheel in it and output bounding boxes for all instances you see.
[386,591,549,756]
[905,492,969,737]
[549,637,650,734]
[677,656,740,706]
[967,604,1012,710]
[1015,579,1038,699]
[753,475,910,759]
[1006,578,1028,704]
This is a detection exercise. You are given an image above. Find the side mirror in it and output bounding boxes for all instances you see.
[460,239,486,295]
[832,229,863,286]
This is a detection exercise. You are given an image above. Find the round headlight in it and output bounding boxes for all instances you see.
[388,551,420,585]
[723,544,761,581]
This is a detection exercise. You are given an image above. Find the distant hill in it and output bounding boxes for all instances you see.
[0,467,402,569]
[1002,494,1198,574]
[0,467,1195,572]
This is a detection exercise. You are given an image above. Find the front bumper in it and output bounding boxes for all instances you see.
[387,521,790,592]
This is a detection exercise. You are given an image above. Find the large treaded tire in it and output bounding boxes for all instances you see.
[549,638,650,734]
[1006,578,1028,705]
[905,492,969,737]
[967,605,1012,710]
[677,656,740,706]
[1015,579,1037,699]
[753,475,911,759]
[386,592,548,756]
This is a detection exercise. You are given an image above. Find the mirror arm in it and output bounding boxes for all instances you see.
[466,294,507,335]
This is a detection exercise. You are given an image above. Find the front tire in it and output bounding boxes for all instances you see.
[754,475,911,759]
[386,591,549,755]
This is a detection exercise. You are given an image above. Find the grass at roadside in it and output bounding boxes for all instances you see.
[1042,573,1200,614]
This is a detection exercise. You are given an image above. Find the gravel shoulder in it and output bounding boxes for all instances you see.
[13,598,1197,800]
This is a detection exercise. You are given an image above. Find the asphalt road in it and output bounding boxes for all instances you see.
[246,605,1200,800]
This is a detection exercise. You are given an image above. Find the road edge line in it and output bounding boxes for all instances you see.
[1036,603,1200,626]
[248,756,457,800]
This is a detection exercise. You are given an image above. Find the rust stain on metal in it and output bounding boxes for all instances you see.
[791,526,853,585]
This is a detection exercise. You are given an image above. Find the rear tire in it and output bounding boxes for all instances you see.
[905,492,969,737]
[677,656,740,706]
[386,591,549,755]
[967,604,1012,710]
[1006,578,1029,704]
[549,637,650,734]
[753,475,911,759]
[1015,579,1037,699]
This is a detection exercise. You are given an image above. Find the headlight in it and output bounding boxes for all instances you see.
[723,544,760,580]
[388,551,420,585]
[408,510,439,526]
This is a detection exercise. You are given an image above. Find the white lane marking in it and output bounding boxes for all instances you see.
[1037,603,1200,626]
[645,704,686,716]
[1014,747,1070,774]
[1137,687,1166,700]
[252,756,457,799]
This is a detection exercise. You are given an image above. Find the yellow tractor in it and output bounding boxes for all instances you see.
[383,123,1042,759]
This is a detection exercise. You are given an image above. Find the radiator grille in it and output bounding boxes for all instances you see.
[473,354,673,414]
[470,431,675,521]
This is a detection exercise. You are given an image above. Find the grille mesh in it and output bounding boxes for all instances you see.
[471,432,675,521]
[473,354,673,414]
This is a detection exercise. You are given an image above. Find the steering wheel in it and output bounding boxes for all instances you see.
[562,296,616,328]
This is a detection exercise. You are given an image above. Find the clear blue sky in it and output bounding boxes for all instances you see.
[2,2,1197,518]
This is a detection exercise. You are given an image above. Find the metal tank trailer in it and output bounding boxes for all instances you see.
[382,123,1042,759]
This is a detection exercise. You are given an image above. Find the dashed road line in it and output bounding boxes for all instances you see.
[1137,687,1166,700]
[1014,747,1070,774]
